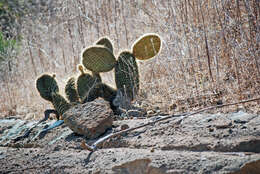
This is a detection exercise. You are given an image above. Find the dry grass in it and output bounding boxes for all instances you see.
[0,0,259,118]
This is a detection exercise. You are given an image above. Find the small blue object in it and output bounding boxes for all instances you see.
[40,120,64,133]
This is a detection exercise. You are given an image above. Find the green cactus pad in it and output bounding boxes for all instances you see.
[96,37,113,53]
[65,77,79,103]
[36,74,59,102]
[115,51,139,100]
[82,82,117,103]
[51,92,71,118]
[82,83,102,103]
[77,71,101,102]
[82,46,116,73]
[132,34,162,60]
[91,72,102,82]
[97,83,117,102]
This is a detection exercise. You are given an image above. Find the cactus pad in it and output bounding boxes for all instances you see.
[97,83,117,103]
[82,82,102,103]
[132,34,162,60]
[65,77,79,103]
[77,70,101,103]
[91,72,102,82]
[36,74,59,102]
[115,51,139,100]
[51,92,71,118]
[82,46,116,73]
[96,37,113,53]
[82,82,117,104]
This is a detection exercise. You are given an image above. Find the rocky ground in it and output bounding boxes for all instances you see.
[0,109,260,173]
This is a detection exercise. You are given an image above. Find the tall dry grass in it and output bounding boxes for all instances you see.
[0,0,259,118]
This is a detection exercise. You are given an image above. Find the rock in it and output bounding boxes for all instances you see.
[62,98,113,139]
[234,119,247,124]
[127,110,143,117]
[112,158,152,174]
[208,127,214,132]
[147,110,154,114]
[0,147,260,173]
[25,113,36,120]
[146,110,155,117]
[0,111,260,173]
[230,111,257,123]
[215,121,232,129]
[121,124,129,130]
[232,159,260,174]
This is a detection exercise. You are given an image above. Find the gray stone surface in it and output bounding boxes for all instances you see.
[0,111,260,173]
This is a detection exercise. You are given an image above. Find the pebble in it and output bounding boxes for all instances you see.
[127,110,142,117]
[121,124,129,130]
[209,128,214,132]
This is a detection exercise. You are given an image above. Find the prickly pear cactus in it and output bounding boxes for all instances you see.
[77,65,101,102]
[96,37,113,53]
[51,92,71,119]
[91,71,102,82]
[115,51,139,100]
[36,74,59,102]
[65,77,79,103]
[97,83,122,113]
[81,82,102,103]
[113,90,131,109]
[82,46,116,73]
[97,83,117,103]
[82,82,117,105]
[132,33,162,60]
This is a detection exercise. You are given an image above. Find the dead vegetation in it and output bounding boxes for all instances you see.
[0,0,259,118]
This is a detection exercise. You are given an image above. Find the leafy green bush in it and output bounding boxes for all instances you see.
[0,32,18,70]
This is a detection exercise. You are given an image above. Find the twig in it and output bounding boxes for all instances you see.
[81,97,260,152]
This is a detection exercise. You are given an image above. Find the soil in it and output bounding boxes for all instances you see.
[1,110,260,173]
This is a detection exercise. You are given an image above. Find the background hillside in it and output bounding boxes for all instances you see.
[0,0,259,117]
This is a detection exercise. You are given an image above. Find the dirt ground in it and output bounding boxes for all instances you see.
[1,111,260,173]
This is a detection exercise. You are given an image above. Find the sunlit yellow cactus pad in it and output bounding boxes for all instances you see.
[132,34,162,60]
[82,46,116,72]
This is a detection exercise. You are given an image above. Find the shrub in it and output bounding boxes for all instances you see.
[0,32,18,71]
